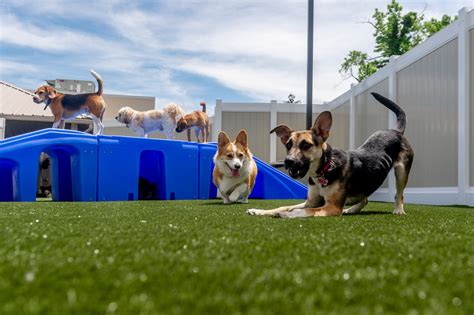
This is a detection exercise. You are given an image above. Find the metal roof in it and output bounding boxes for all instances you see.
[0,81,53,117]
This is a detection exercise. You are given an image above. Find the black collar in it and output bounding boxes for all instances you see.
[43,99,51,110]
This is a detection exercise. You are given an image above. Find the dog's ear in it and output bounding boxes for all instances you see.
[46,86,58,99]
[270,125,293,145]
[312,111,332,142]
[218,131,231,147]
[234,130,248,148]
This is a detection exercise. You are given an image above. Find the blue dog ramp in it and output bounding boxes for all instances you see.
[0,130,307,202]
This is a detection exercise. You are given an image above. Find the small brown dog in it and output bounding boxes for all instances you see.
[175,102,210,142]
[33,69,107,135]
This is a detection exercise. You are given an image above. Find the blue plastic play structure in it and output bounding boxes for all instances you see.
[0,129,307,202]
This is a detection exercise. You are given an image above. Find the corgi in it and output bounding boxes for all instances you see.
[213,130,258,204]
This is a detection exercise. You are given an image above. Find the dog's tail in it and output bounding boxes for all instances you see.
[371,92,406,134]
[90,69,103,96]
[164,103,185,121]
[200,102,206,113]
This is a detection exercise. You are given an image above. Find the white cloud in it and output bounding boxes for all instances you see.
[0,0,471,115]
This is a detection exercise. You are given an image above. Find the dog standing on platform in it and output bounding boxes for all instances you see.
[175,102,210,142]
[115,103,185,138]
[33,69,107,135]
[247,93,414,218]
[213,130,258,204]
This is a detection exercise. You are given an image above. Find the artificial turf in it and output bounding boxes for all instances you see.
[0,200,472,315]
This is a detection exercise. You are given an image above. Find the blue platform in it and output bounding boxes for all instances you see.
[0,129,307,202]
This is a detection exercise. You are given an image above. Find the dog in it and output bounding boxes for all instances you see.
[32,69,107,135]
[247,93,414,218]
[213,130,258,204]
[115,103,185,138]
[175,102,210,142]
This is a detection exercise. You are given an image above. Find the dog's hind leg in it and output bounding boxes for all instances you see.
[393,146,414,215]
[343,198,368,215]
[194,128,201,143]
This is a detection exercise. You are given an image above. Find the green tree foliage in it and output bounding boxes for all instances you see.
[340,0,456,82]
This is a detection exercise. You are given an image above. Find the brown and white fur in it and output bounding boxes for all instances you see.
[213,130,258,204]
[175,102,210,142]
[33,69,106,135]
[115,103,185,138]
[247,93,414,218]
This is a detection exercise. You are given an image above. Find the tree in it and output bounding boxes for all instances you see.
[339,0,456,82]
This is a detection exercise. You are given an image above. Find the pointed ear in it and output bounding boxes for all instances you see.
[312,111,332,142]
[270,124,293,145]
[234,129,248,148]
[218,131,231,147]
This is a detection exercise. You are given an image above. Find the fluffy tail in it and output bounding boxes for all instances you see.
[200,102,206,113]
[371,92,406,134]
[90,69,103,96]
[164,103,185,121]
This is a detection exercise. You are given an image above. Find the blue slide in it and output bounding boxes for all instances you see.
[0,129,307,202]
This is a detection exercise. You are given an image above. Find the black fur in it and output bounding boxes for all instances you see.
[61,93,95,111]
[371,92,406,133]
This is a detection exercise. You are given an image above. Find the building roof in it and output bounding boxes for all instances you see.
[0,81,52,117]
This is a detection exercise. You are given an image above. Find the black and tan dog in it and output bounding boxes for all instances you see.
[247,93,414,218]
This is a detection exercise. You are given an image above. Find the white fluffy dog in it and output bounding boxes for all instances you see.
[115,103,185,138]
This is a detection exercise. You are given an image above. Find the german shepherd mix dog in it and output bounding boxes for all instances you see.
[247,93,413,218]
[213,130,258,204]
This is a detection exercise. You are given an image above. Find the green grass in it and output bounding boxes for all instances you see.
[0,200,472,315]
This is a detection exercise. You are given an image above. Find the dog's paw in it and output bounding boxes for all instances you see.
[246,209,265,215]
[229,191,240,203]
[240,198,249,204]
[393,208,406,215]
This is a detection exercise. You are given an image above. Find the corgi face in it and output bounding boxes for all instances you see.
[215,130,252,177]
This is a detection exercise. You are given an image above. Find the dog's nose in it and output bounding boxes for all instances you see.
[234,164,241,169]
[284,157,297,169]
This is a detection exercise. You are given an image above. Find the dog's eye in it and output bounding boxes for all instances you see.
[285,140,293,151]
[300,141,313,151]
[227,153,233,158]
[238,153,244,158]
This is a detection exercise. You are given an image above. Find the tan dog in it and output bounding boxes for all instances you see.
[32,70,107,135]
[175,102,210,142]
[115,103,185,138]
[213,130,258,204]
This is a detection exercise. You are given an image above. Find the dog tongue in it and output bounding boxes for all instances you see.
[232,169,240,177]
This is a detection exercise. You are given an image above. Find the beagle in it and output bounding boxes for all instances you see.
[33,69,107,135]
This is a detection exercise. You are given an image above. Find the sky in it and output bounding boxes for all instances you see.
[0,0,471,114]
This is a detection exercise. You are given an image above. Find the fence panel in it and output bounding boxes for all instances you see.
[397,39,458,188]
[222,111,271,162]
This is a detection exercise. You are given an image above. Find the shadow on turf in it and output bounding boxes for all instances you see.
[346,210,390,216]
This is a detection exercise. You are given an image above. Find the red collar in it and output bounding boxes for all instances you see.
[316,158,334,187]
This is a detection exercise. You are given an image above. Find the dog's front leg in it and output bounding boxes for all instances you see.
[247,202,308,217]
[187,129,191,142]
[229,183,248,203]
[219,189,231,204]
[247,184,323,217]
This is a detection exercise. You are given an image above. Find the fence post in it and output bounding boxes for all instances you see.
[349,83,356,150]
[270,100,277,163]
[457,8,470,205]
[212,99,223,142]
[388,56,398,203]
[0,118,5,139]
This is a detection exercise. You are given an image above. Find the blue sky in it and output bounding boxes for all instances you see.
[0,0,470,113]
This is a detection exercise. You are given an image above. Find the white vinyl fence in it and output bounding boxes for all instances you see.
[213,8,473,207]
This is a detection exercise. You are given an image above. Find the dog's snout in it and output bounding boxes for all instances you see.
[234,164,241,169]
[284,157,297,169]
